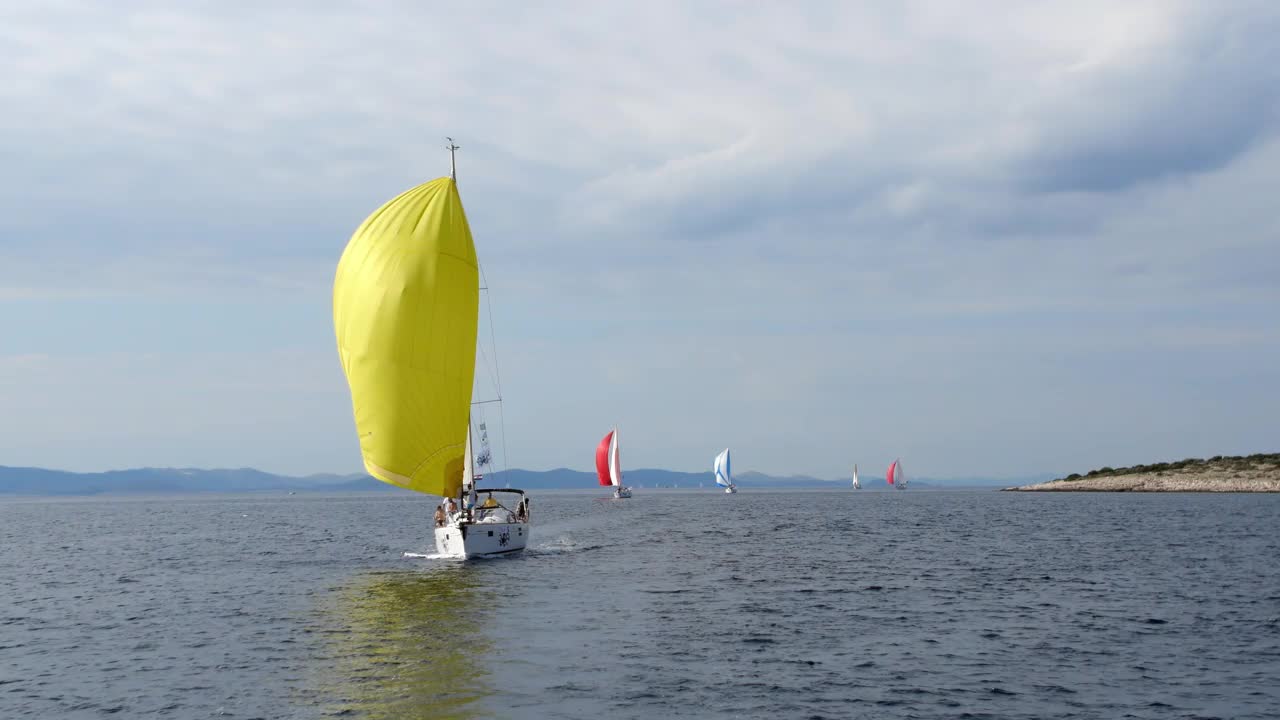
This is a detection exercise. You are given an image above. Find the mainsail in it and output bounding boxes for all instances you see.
[595,429,621,486]
[852,464,860,489]
[714,448,732,488]
[333,177,480,497]
[610,429,621,486]
[463,424,474,489]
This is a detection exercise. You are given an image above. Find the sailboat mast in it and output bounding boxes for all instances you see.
[446,137,460,181]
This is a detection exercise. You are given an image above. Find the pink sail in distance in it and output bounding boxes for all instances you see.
[595,429,620,486]
[595,430,614,486]
[887,459,900,486]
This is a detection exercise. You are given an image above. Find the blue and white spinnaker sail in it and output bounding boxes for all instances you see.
[714,448,732,488]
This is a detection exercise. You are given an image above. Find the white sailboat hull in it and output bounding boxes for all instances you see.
[434,521,529,559]
[613,486,632,499]
[724,486,736,494]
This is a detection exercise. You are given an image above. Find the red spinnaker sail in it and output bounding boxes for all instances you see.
[595,430,615,486]
[887,459,898,485]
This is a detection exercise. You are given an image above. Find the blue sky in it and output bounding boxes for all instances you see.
[1,1,1277,479]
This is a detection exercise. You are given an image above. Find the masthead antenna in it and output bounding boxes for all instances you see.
[446,137,460,181]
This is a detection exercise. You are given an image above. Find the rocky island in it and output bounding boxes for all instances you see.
[1006,453,1280,492]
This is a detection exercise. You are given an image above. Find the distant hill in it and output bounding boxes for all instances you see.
[1049,453,1279,483]
[0,465,835,495]
[0,466,365,496]
[0,464,1038,496]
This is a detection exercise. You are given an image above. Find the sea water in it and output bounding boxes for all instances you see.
[2,489,1278,719]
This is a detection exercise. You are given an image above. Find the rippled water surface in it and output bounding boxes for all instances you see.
[3,489,1279,719]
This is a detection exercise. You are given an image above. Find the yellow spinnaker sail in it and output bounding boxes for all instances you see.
[333,177,479,497]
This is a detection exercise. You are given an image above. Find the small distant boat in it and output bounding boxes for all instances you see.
[596,427,631,499]
[887,458,907,490]
[714,448,736,493]
[851,464,860,489]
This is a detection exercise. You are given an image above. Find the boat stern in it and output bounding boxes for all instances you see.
[435,521,528,558]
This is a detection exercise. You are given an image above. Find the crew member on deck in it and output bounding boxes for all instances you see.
[476,493,500,520]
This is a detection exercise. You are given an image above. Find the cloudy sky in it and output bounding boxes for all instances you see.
[2,1,1277,480]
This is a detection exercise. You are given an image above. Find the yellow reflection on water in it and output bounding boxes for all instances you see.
[315,566,497,720]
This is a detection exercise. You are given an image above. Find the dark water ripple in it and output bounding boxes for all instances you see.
[1,490,1278,719]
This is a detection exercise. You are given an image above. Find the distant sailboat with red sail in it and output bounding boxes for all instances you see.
[887,459,907,489]
[596,427,631,499]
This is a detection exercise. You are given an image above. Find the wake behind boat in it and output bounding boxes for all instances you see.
[714,448,736,493]
[596,427,631,499]
[333,141,530,559]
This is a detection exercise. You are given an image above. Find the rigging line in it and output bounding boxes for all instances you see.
[479,264,510,477]
[498,394,510,477]
[475,339,500,397]
[479,264,505,400]
[472,405,489,472]
[474,309,496,389]
[474,268,501,397]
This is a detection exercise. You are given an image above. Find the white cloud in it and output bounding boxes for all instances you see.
[1,1,1277,477]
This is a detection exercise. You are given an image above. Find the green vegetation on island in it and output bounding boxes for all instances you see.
[1008,453,1280,492]
[1058,453,1280,482]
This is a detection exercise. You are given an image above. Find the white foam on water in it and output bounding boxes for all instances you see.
[402,551,460,561]
[534,535,578,553]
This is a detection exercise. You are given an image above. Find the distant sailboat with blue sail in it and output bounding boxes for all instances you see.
[714,448,736,493]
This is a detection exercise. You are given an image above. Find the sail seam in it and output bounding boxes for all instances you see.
[364,458,414,486]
